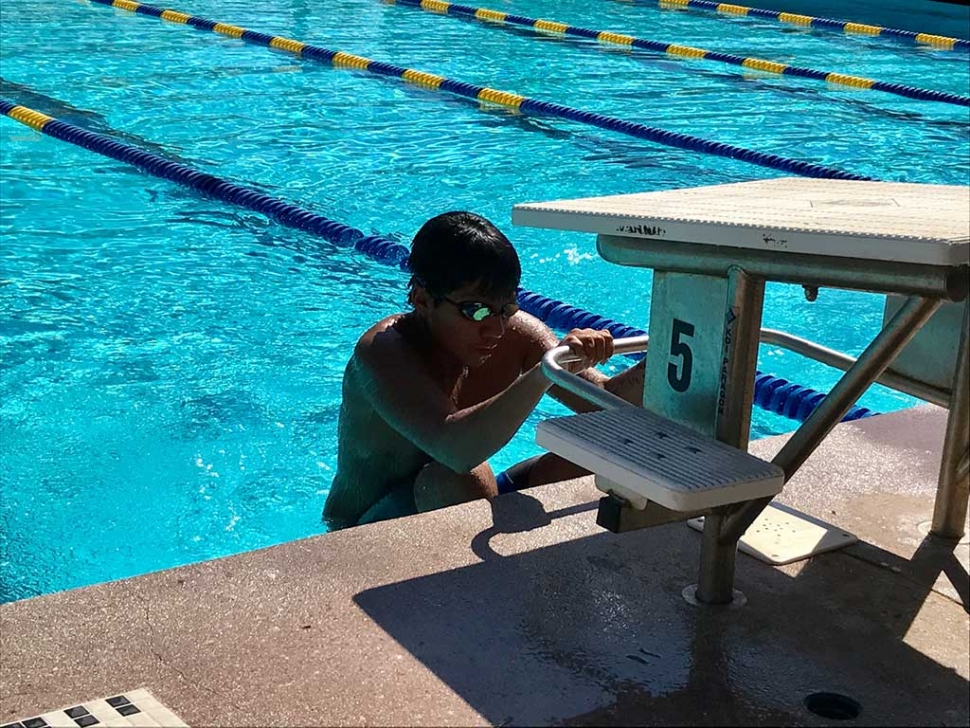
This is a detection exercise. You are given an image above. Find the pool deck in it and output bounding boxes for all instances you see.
[2,404,968,726]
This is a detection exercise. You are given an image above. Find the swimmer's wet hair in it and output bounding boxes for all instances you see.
[407,211,521,303]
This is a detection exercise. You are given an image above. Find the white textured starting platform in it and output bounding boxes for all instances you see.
[512,178,970,266]
[536,407,784,512]
[689,502,858,565]
[3,689,188,728]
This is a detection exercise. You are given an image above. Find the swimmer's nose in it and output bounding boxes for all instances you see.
[481,313,506,339]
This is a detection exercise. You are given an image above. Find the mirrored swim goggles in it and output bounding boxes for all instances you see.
[442,296,519,323]
[413,275,519,322]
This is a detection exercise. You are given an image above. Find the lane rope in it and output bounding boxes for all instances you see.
[85,0,870,181]
[387,0,969,107]
[0,98,875,423]
[643,0,970,52]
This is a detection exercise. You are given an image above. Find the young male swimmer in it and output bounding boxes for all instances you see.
[323,211,645,529]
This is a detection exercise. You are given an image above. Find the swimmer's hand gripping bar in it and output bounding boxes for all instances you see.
[541,336,650,411]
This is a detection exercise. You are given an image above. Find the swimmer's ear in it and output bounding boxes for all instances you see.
[410,283,434,314]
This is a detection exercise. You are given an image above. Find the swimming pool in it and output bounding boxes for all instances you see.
[1,0,967,603]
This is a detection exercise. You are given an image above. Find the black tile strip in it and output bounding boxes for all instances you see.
[115,706,140,717]
[0,723,25,728]
[65,708,89,719]
[74,716,99,728]
[23,719,48,728]
[105,697,130,708]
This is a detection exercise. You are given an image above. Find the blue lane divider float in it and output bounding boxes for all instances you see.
[86,0,871,182]
[0,98,874,423]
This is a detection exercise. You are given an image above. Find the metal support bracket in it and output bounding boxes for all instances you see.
[596,494,715,533]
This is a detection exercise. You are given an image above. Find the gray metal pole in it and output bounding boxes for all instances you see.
[696,267,764,605]
[771,296,941,482]
[696,513,737,605]
[759,329,951,407]
[720,296,942,545]
[717,267,765,451]
[931,300,970,539]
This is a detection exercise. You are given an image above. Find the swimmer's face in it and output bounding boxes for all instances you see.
[418,280,519,367]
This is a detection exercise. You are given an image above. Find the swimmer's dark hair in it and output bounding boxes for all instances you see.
[407,211,521,303]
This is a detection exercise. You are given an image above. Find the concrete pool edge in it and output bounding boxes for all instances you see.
[2,404,967,726]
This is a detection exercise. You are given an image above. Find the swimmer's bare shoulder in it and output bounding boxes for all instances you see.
[510,310,560,363]
[340,315,402,413]
[503,311,615,414]
[325,315,432,529]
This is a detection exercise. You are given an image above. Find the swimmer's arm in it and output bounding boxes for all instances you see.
[354,334,554,474]
[603,357,645,404]
[552,355,645,411]
[517,313,645,412]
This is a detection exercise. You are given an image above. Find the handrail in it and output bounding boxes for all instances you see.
[388,0,969,107]
[540,327,947,415]
[760,328,950,407]
[541,336,650,410]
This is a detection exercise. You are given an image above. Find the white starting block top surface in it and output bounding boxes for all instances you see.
[512,178,970,266]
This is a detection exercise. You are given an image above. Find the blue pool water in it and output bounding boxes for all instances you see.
[1,0,967,603]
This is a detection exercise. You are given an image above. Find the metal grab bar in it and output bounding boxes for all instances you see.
[541,335,650,411]
[541,328,948,414]
[760,328,950,408]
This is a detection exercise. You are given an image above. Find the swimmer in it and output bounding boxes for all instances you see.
[323,211,645,529]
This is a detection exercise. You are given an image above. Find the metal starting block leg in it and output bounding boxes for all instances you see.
[536,403,784,606]
[652,267,767,605]
[537,268,770,606]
